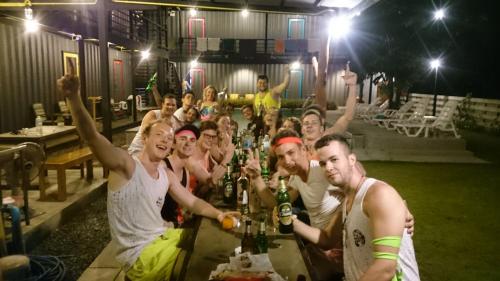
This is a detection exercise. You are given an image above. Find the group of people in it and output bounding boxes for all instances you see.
[57,47,420,280]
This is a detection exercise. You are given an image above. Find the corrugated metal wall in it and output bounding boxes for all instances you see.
[84,42,133,100]
[172,11,267,39]
[267,14,321,39]
[0,22,133,133]
[168,11,322,40]
[0,22,78,133]
[176,62,346,104]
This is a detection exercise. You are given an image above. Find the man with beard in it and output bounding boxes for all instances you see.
[128,92,182,155]
[293,134,420,281]
[57,74,237,281]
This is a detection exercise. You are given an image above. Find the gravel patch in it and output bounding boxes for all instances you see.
[30,194,110,281]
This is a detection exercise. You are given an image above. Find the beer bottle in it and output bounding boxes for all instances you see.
[255,215,268,253]
[241,219,255,254]
[276,176,293,234]
[223,165,235,206]
[145,72,157,93]
[241,189,249,218]
[237,169,249,204]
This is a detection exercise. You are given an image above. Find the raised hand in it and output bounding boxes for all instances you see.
[57,74,80,98]
[211,164,227,184]
[341,62,357,86]
[243,148,261,179]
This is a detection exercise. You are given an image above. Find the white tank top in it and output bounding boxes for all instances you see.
[342,178,420,281]
[107,156,169,269]
[288,160,341,229]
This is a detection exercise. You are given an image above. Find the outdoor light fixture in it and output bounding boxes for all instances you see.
[291,61,301,70]
[140,49,150,60]
[24,2,39,33]
[189,8,197,17]
[434,8,445,20]
[430,58,442,115]
[328,15,351,39]
[430,59,441,70]
[241,9,249,18]
[190,59,198,68]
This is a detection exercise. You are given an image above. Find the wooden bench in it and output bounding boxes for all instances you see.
[39,147,94,201]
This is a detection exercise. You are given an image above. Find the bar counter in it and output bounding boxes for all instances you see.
[180,214,311,281]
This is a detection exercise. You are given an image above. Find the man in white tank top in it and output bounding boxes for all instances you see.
[293,134,420,281]
[58,74,238,280]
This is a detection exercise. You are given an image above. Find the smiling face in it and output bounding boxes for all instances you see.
[274,142,308,175]
[203,87,216,102]
[198,129,218,151]
[317,140,356,190]
[257,78,268,92]
[161,97,177,118]
[301,114,323,141]
[142,122,174,160]
[242,107,254,121]
[174,132,197,158]
[185,108,198,123]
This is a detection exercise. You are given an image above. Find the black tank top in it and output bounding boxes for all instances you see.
[161,158,188,224]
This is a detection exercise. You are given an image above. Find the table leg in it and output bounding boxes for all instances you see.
[56,168,67,201]
[86,159,94,182]
[38,165,47,201]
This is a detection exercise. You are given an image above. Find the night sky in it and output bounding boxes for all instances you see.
[345,0,500,99]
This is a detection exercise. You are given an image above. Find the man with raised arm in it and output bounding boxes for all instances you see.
[253,66,291,116]
[57,74,237,281]
[293,134,420,281]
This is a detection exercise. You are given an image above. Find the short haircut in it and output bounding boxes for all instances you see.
[142,119,169,137]
[215,112,231,123]
[163,94,177,102]
[301,104,325,122]
[241,104,254,112]
[257,75,269,82]
[271,129,301,147]
[199,120,218,133]
[314,133,352,153]
[183,91,194,98]
[175,124,200,139]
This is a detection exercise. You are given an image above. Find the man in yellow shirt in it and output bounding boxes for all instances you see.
[254,66,291,116]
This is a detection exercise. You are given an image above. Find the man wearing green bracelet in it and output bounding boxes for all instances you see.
[293,134,420,281]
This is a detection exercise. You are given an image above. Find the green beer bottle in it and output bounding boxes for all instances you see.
[255,215,268,253]
[145,72,157,93]
[223,165,235,206]
[276,176,293,234]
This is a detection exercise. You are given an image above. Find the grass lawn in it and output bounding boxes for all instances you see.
[363,161,500,281]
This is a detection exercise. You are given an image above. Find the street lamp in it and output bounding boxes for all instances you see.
[430,58,441,116]
[434,8,445,21]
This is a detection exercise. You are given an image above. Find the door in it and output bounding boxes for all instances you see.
[286,69,304,99]
[287,18,305,39]
[188,18,206,55]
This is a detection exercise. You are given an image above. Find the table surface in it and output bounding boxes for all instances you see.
[0,126,77,141]
[182,215,311,281]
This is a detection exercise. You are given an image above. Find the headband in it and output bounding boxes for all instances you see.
[175,130,197,139]
[272,137,303,150]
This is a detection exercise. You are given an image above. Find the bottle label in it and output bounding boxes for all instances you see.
[224,183,233,198]
[278,203,293,226]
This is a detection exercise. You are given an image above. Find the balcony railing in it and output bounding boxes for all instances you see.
[169,37,319,63]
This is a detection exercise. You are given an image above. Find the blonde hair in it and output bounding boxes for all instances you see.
[203,85,217,102]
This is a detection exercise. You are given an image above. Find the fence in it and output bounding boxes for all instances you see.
[410,93,500,130]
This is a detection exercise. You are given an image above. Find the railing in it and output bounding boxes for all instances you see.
[410,93,500,130]
[169,37,317,61]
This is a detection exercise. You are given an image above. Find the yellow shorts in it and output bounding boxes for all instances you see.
[126,228,184,281]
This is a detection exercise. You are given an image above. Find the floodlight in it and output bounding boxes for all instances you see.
[241,9,249,18]
[434,9,445,20]
[328,15,351,39]
[140,49,151,60]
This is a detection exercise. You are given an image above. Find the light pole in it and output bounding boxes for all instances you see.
[430,59,441,116]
